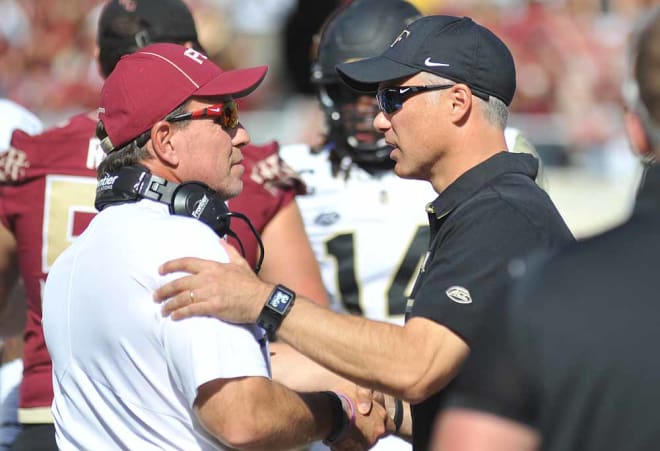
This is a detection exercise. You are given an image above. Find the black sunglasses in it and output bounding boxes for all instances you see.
[166,100,239,129]
[376,84,454,114]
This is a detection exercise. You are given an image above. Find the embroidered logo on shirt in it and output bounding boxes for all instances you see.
[445,286,472,304]
[0,146,30,182]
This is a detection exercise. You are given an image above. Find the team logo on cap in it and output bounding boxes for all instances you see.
[184,48,208,65]
[424,57,450,68]
[390,30,410,48]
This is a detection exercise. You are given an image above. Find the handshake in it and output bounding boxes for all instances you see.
[322,385,405,451]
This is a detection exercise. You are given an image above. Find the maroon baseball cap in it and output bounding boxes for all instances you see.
[98,42,268,154]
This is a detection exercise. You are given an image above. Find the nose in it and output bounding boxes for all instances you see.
[232,124,251,147]
[373,111,391,133]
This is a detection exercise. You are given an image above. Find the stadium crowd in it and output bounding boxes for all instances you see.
[0,0,655,157]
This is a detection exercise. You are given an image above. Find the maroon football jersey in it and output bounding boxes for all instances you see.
[0,113,100,413]
[0,112,303,413]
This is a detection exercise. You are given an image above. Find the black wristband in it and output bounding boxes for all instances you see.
[393,398,404,433]
[321,391,349,445]
[256,284,295,340]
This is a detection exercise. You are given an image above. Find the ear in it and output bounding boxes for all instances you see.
[447,83,472,124]
[624,110,652,158]
[150,121,180,167]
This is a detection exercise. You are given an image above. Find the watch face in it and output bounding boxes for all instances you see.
[268,288,293,314]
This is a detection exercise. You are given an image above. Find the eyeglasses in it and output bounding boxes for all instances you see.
[376,84,454,114]
[166,100,239,129]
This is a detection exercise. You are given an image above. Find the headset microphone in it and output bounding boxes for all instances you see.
[95,164,264,273]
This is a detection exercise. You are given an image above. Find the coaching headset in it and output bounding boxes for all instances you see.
[95,164,264,273]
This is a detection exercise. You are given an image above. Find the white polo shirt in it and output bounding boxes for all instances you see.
[43,200,270,450]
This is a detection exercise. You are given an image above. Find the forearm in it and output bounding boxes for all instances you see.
[277,297,422,399]
[258,201,329,307]
[197,377,337,450]
[270,342,349,391]
[0,223,18,316]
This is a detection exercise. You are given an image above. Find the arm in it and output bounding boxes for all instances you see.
[270,341,349,391]
[194,375,392,450]
[154,245,469,403]
[431,408,539,451]
[258,201,328,307]
[279,302,468,403]
[0,221,20,333]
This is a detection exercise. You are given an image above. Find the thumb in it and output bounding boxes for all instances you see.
[219,239,249,266]
[356,385,373,415]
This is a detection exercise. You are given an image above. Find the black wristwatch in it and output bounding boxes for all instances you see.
[257,284,296,340]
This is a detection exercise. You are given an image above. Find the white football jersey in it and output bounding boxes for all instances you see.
[281,144,432,326]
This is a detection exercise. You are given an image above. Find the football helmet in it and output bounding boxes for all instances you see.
[311,0,421,173]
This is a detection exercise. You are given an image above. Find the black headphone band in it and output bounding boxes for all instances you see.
[94,165,265,273]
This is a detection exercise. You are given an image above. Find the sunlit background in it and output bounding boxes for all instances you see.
[2,0,655,238]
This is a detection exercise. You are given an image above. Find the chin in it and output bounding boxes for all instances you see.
[393,163,409,178]
[227,180,244,199]
[213,178,243,200]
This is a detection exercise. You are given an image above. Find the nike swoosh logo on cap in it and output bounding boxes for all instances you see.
[208,107,222,112]
[424,57,450,67]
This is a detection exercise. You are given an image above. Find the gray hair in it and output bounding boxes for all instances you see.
[97,101,191,177]
[419,72,508,128]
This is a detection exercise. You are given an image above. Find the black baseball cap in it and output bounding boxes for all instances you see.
[336,15,516,106]
[97,0,203,77]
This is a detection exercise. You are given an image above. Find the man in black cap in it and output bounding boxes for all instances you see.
[432,6,660,451]
[151,15,574,450]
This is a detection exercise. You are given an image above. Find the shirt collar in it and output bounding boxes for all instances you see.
[427,151,539,219]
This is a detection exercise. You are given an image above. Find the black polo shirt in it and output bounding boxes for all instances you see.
[405,151,574,451]
[444,163,660,451]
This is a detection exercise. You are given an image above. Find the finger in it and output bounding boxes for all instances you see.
[219,240,253,269]
[371,390,385,406]
[219,239,240,259]
[168,301,216,321]
[153,274,195,303]
[356,385,373,415]
[158,257,215,276]
[159,288,194,316]
[384,409,396,434]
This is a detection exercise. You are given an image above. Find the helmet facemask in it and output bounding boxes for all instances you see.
[309,0,421,175]
[317,83,393,172]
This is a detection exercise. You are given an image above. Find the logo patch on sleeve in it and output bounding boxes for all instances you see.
[445,286,472,304]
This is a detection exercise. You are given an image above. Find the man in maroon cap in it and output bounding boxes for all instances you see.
[0,1,327,449]
[41,42,391,450]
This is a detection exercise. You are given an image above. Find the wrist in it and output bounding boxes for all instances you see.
[393,398,404,433]
[322,391,355,445]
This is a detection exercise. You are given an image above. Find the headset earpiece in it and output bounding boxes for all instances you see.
[170,182,231,237]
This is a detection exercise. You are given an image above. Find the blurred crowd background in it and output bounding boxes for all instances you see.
[1,0,656,236]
